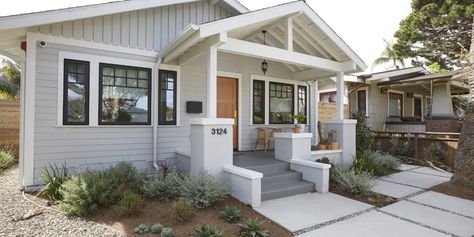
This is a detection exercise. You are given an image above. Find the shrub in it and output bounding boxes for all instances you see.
[389,136,411,157]
[369,150,400,175]
[182,171,229,209]
[170,198,195,223]
[351,112,375,153]
[151,223,163,234]
[38,163,69,202]
[352,150,375,175]
[315,157,330,164]
[59,162,141,216]
[220,206,242,223]
[0,149,14,173]
[134,224,150,234]
[161,227,174,237]
[423,142,446,161]
[191,224,224,237]
[117,191,143,216]
[331,165,374,196]
[238,218,269,237]
[141,171,185,201]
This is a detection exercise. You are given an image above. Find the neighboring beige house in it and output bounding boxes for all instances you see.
[347,67,469,133]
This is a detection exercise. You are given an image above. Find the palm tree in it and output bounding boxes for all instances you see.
[372,39,406,70]
[0,59,20,99]
[450,16,474,190]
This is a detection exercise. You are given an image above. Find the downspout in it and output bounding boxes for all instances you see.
[153,57,162,170]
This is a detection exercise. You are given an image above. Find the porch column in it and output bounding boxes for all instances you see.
[336,71,345,120]
[431,83,454,117]
[206,32,227,118]
[310,80,319,145]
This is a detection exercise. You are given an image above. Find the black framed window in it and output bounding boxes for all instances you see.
[253,80,265,124]
[357,90,367,115]
[269,82,294,124]
[388,92,403,117]
[99,63,151,125]
[158,70,177,125]
[63,59,89,125]
[297,85,307,123]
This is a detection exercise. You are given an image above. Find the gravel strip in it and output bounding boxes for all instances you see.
[0,166,128,237]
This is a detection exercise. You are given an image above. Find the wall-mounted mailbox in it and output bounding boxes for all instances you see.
[187,101,202,113]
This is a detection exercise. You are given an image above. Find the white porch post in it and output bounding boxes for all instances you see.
[284,17,293,51]
[336,71,344,120]
[207,46,218,118]
[310,80,319,145]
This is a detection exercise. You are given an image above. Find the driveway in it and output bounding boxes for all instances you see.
[254,165,474,237]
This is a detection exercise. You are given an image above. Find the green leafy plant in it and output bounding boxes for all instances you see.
[315,157,330,164]
[38,163,69,202]
[352,151,376,175]
[220,206,242,224]
[331,165,374,196]
[389,136,411,157]
[0,148,15,173]
[161,227,174,237]
[294,114,306,124]
[317,121,326,144]
[369,150,401,175]
[423,142,446,161]
[151,223,163,234]
[170,198,195,223]
[141,171,185,201]
[134,224,150,234]
[351,112,375,153]
[117,191,143,216]
[182,170,229,209]
[238,218,269,237]
[191,224,224,237]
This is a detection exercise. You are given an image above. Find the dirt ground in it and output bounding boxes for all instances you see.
[429,182,474,201]
[88,197,291,237]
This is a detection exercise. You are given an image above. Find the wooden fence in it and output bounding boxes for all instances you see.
[0,100,20,158]
[318,102,349,121]
[374,131,459,167]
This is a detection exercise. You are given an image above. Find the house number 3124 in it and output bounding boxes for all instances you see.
[211,128,227,135]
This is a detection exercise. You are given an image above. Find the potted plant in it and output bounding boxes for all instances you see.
[294,114,306,133]
[317,121,327,150]
[328,129,338,150]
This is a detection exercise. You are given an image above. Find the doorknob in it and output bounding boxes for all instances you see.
[234,110,238,124]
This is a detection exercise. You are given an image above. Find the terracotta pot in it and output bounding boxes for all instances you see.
[331,142,339,150]
[318,144,327,150]
[293,127,300,133]
[327,144,332,150]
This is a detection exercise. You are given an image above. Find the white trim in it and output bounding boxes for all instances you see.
[249,74,307,126]
[56,51,156,127]
[217,71,243,151]
[0,0,247,31]
[387,89,405,117]
[366,67,426,82]
[159,64,182,126]
[18,61,26,185]
[355,87,369,115]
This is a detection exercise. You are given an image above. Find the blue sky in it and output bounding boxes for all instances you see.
[0,0,412,72]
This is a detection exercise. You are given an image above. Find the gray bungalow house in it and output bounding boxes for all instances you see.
[0,0,366,207]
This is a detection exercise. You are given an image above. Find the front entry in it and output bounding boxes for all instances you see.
[217,77,238,149]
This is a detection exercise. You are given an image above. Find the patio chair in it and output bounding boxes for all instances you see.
[254,127,268,152]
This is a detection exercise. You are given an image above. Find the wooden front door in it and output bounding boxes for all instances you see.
[217,77,238,149]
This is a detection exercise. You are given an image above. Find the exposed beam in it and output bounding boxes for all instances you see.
[219,37,354,72]
[293,68,334,81]
[0,49,23,64]
[292,20,336,60]
[251,34,299,72]
[240,12,301,41]
[179,32,227,65]
[162,31,201,63]
[284,16,293,51]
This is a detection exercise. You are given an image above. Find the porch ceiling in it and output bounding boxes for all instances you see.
[0,28,26,63]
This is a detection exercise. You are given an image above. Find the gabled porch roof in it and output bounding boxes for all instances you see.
[158,1,367,79]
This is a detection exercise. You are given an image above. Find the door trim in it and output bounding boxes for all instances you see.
[217,71,242,151]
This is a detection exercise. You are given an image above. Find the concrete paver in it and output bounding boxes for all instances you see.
[296,210,449,237]
[371,179,423,198]
[381,200,474,237]
[408,167,453,178]
[254,192,372,232]
[409,191,474,218]
[398,164,421,171]
[380,170,450,189]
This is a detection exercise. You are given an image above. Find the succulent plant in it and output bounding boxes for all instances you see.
[151,223,163,234]
[133,227,140,234]
[161,227,174,237]
[191,224,224,237]
[219,206,242,224]
[238,218,269,237]
[138,223,150,233]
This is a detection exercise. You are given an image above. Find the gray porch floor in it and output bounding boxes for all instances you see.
[233,150,283,168]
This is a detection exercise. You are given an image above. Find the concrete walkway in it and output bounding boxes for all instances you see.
[254,165,474,237]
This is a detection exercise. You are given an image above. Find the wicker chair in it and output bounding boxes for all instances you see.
[254,127,281,152]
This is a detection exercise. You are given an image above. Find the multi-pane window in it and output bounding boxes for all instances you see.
[357,90,367,115]
[269,82,294,124]
[388,92,403,117]
[158,70,177,125]
[297,86,307,123]
[63,59,89,125]
[253,80,265,124]
[99,64,151,125]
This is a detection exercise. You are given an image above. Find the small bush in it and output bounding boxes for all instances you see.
[369,150,400,175]
[117,191,143,216]
[141,171,185,201]
[0,149,14,173]
[191,224,224,237]
[352,151,375,174]
[170,198,195,223]
[151,223,163,234]
[134,224,150,234]
[238,218,269,237]
[161,227,174,237]
[331,165,374,196]
[220,206,242,223]
[389,136,411,157]
[315,157,330,164]
[423,142,446,161]
[38,163,69,202]
[182,170,229,209]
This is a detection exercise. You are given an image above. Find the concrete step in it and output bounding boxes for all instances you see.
[261,180,315,201]
[262,170,302,185]
[245,162,290,175]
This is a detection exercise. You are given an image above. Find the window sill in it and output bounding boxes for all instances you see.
[156,124,184,128]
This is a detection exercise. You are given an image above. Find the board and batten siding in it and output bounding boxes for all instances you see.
[30,1,234,51]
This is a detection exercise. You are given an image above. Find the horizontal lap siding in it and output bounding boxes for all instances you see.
[30,1,233,51]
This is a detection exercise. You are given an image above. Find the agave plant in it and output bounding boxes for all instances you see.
[38,162,69,202]
[238,218,269,237]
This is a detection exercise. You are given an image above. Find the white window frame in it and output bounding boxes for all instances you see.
[355,87,369,115]
[387,89,405,117]
[250,75,308,125]
[57,51,156,127]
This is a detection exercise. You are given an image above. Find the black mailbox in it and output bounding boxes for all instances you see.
[186,101,202,113]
